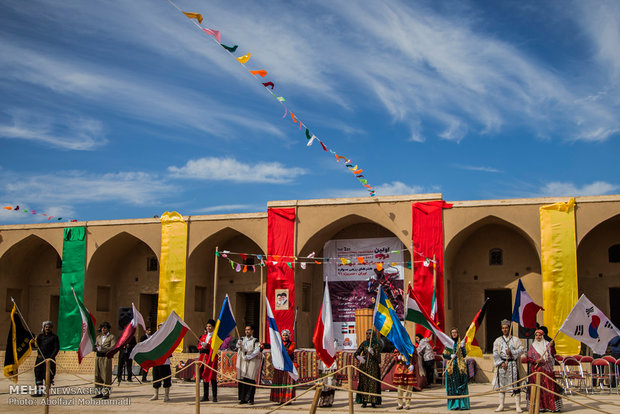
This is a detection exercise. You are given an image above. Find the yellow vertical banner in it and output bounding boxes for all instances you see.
[158,211,188,352]
[539,198,580,355]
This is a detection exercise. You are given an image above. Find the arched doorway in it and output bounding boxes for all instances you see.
[298,215,412,348]
[577,213,620,326]
[445,216,541,352]
[85,232,159,336]
[0,235,61,346]
[187,228,264,350]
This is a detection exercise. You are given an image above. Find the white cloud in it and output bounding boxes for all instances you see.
[455,165,502,173]
[540,181,619,197]
[0,109,106,150]
[1,170,174,205]
[168,157,307,183]
[332,181,425,198]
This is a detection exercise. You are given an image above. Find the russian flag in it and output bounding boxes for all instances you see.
[312,282,335,366]
[511,279,543,329]
[266,296,299,380]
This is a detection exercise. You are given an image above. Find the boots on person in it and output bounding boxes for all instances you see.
[495,392,505,412]
[163,387,170,402]
[201,382,209,402]
[514,394,523,413]
[149,388,159,401]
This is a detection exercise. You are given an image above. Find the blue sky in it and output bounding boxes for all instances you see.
[1,0,619,224]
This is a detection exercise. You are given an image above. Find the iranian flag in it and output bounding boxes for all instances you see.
[130,310,189,370]
[73,289,96,364]
[405,284,453,349]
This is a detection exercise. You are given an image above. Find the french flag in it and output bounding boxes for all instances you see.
[312,282,335,366]
[266,296,299,380]
[511,279,543,329]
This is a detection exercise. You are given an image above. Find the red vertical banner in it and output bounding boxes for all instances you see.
[267,207,296,342]
[412,201,452,338]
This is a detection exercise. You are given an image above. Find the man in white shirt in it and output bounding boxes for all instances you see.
[493,319,525,412]
[236,324,262,405]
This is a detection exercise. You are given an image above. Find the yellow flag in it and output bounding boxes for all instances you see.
[182,12,203,24]
[540,198,580,355]
[237,53,251,64]
[157,211,188,352]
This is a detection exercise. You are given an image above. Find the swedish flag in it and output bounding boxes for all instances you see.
[373,286,415,364]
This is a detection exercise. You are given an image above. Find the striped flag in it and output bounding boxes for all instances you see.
[405,284,453,349]
[266,296,298,380]
[464,298,489,357]
[106,303,145,358]
[73,289,97,364]
[312,282,335,366]
[130,311,189,370]
[511,279,543,329]
[209,295,237,362]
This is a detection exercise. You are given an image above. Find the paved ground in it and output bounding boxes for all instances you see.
[1,372,618,413]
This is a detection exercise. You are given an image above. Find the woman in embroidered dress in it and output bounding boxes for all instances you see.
[270,329,296,404]
[393,349,415,409]
[526,330,562,412]
[354,329,382,408]
[443,328,470,410]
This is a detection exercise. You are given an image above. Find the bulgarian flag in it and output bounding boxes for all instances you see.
[464,298,489,358]
[130,310,189,370]
[405,284,453,349]
[73,289,96,364]
[106,303,146,359]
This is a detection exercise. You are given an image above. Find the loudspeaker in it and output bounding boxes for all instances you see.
[518,325,536,339]
[118,307,133,330]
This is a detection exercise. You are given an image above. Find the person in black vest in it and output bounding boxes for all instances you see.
[32,321,60,397]
[139,327,153,382]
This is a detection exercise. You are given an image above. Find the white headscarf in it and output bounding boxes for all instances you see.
[532,333,549,357]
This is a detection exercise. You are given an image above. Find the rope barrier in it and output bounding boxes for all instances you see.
[3,355,618,413]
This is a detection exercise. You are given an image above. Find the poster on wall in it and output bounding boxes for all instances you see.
[275,288,289,310]
[323,237,405,349]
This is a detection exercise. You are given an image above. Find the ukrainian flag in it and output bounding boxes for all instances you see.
[209,295,237,362]
[373,286,415,364]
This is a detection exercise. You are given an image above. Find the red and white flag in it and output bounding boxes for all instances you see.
[312,282,335,366]
[106,303,145,358]
[511,279,543,329]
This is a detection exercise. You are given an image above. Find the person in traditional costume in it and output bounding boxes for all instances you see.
[32,321,60,396]
[526,330,562,412]
[150,323,172,402]
[354,329,382,408]
[443,328,470,410]
[493,319,525,412]
[416,333,435,386]
[393,349,414,409]
[199,319,218,402]
[318,340,338,408]
[93,322,116,399]
[270,329,297,404]
[236,324,262,405]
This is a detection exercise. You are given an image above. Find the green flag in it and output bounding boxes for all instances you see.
[57,227,86,350]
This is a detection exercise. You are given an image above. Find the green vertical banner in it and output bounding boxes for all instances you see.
[57,227,86,351]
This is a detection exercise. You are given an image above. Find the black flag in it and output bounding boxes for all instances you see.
[3,304,33,382]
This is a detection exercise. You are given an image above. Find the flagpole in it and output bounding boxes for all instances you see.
[260,264,265,344]
[213,246,219,317]
[10,297,46,360]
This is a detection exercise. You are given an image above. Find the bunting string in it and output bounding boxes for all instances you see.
[2,204,78,222]
[168,0,376,196]
[214,247,436,273]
